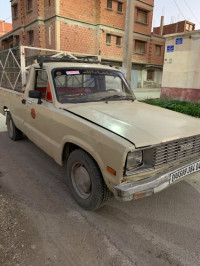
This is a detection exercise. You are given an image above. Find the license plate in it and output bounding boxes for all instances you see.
[170,160,200,184]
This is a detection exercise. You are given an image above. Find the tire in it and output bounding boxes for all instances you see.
[6,112,23,141]
[66,149,112,210]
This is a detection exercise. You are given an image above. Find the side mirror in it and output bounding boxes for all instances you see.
[29,90,42,104]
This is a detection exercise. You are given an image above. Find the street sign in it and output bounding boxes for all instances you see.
[167,45,174,52]
[176,38,183,45]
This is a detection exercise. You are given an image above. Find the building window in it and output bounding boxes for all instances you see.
[27,0,33,12]
[107,0,112,10]
[185,23,194,31]
[136,9,148,24]
[15,35,20,46]
[116,36,121,46]
[12,4,18,19]
[106,34,111,45]
[118,2,123,13]
[28,30,34,45]
[147,70,154,81]
[155,45,161,56]
[135,40,146,54]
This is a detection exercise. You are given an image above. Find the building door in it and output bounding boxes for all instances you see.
[131,69,138,89]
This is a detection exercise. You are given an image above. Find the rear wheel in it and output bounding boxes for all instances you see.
[6,112,23,141]
[66,149,112,210]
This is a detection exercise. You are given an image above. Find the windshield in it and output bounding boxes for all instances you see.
[52,68,135,103]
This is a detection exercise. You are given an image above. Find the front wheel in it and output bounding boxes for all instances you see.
[6,112,23,141]
[66,149,112,210]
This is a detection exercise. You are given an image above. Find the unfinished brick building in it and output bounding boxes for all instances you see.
[0,0,165,88]
[153,20,195,36]
[0,21,12,38]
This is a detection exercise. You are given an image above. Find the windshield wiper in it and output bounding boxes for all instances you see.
[100,95,134,101]
[60,98,90,103]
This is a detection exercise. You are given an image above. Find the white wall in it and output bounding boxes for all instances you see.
[162,30,200,89]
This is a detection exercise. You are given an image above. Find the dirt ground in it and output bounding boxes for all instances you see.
[0,116,43,265]
[0,186,43,265]
[0,113,200,266]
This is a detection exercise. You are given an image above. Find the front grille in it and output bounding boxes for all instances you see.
[154,135,200,168]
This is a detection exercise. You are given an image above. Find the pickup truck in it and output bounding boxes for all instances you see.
[1,47,200,210]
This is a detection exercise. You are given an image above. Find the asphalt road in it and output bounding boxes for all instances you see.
[0,114,200,266]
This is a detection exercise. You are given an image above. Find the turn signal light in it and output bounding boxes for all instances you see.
[107,166,116,176]
[134,190,153,200]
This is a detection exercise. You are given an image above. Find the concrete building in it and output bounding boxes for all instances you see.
[0,0,165,89]
[0,21,12,38]
[161,30,200,102]
[153,20,195,36]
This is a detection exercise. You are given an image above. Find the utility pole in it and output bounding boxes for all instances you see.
[122,0,135,85]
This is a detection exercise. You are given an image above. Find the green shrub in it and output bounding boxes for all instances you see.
[141,99,200,118]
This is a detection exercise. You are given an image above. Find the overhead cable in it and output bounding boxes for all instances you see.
[172,0,186,20]
[2,16,11,22]
[183,0,200,25]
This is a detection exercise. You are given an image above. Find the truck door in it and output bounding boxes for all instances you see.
[24,69,54,157]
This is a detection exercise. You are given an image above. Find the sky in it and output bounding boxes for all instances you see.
[0,0,200,29]
[153,0,200,29]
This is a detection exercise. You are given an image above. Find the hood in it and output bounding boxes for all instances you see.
[62,101,200,148]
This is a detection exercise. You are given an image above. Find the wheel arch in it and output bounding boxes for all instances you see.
[66,148,112,210]
[62,141,105,179]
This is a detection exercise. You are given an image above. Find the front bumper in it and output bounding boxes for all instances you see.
[113,158,200,201]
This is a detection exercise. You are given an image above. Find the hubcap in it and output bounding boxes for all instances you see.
[71,163,92,199]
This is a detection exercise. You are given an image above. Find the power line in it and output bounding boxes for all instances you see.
[2,16,11,22]
[172,0,186,20]
[183,0,200,25]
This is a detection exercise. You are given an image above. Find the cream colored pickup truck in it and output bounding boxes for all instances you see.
[1,55,200,210]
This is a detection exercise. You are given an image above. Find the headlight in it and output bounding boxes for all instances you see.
[126,150,143,171]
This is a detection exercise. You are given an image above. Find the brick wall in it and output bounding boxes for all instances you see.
[45,21,56,49]
[142,0,154,5]
[11,0,22,30]
[44,0,56,19]
[24,25,39,47]
[23,0,39,26]
[59,22,97,54]
[148,38,165,65]
[134,2,153,35]
[39,24,46,47]
[153,20,195,36]
[133,35,149,63]
[60,0,98,24]
[98,0,125,29]
[1,38,13,49]
[100,30,123,59]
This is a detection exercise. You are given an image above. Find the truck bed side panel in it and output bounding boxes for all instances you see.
[0,87,24,131]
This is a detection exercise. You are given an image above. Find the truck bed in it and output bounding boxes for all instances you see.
[0,86,23,116]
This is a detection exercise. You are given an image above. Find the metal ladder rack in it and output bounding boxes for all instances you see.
[0,46,101,92]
